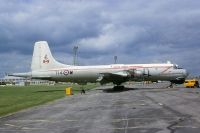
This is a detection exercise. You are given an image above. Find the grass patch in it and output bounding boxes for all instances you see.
[0,83,98,117]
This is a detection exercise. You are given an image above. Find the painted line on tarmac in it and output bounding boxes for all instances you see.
[10,119,78,123]
[11,119,49,122]
[173,126,199,128]
[4,123,19,128]
[21,127,45,130]
[112,117,181,122]
[98,126,158,130]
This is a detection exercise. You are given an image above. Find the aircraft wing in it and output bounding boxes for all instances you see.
[97,71,130,85]
[9,72,52,80]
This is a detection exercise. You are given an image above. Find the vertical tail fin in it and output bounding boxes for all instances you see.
[31,41,68,71]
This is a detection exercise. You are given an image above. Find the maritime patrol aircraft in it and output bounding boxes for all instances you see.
[10,41,188,88]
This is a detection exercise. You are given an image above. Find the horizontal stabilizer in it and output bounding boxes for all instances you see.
[8,72,32,78]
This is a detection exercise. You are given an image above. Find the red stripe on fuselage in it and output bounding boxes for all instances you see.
[47,65,172,72]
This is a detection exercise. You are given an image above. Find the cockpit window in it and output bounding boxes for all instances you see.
[173,65,177,69]
[173,64,183,69]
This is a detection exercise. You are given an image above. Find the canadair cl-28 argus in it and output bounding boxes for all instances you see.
[10,41,188,88]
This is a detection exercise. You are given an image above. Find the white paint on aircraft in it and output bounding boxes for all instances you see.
[10,41,188,85]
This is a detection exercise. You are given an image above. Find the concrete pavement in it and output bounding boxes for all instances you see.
[0,84,200,133]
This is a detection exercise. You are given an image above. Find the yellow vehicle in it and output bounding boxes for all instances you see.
[184,79,199,88]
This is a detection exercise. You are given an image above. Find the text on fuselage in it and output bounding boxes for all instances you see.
[55,70,73,76]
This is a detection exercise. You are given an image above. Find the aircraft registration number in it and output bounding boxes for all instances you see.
[55,70,73,76]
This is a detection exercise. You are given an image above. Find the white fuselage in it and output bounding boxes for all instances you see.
[11,41,188,85]
[31,63,187,83]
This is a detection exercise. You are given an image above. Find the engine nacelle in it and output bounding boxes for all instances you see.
[128,68,150,79]
[134,69,144,77]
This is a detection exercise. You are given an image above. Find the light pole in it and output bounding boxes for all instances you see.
[73,46,78,65]
[114,55,117,64]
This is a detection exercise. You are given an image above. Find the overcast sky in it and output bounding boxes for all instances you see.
[0,0,200,77]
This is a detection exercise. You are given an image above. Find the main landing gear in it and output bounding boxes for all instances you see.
[168,82,173,88]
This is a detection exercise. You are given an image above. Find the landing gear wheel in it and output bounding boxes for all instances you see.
[168,82,173,88]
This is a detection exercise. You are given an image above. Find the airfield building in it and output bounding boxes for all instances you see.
[0,76,55,86]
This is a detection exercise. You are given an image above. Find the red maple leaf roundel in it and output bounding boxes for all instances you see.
[43,54,49,64]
